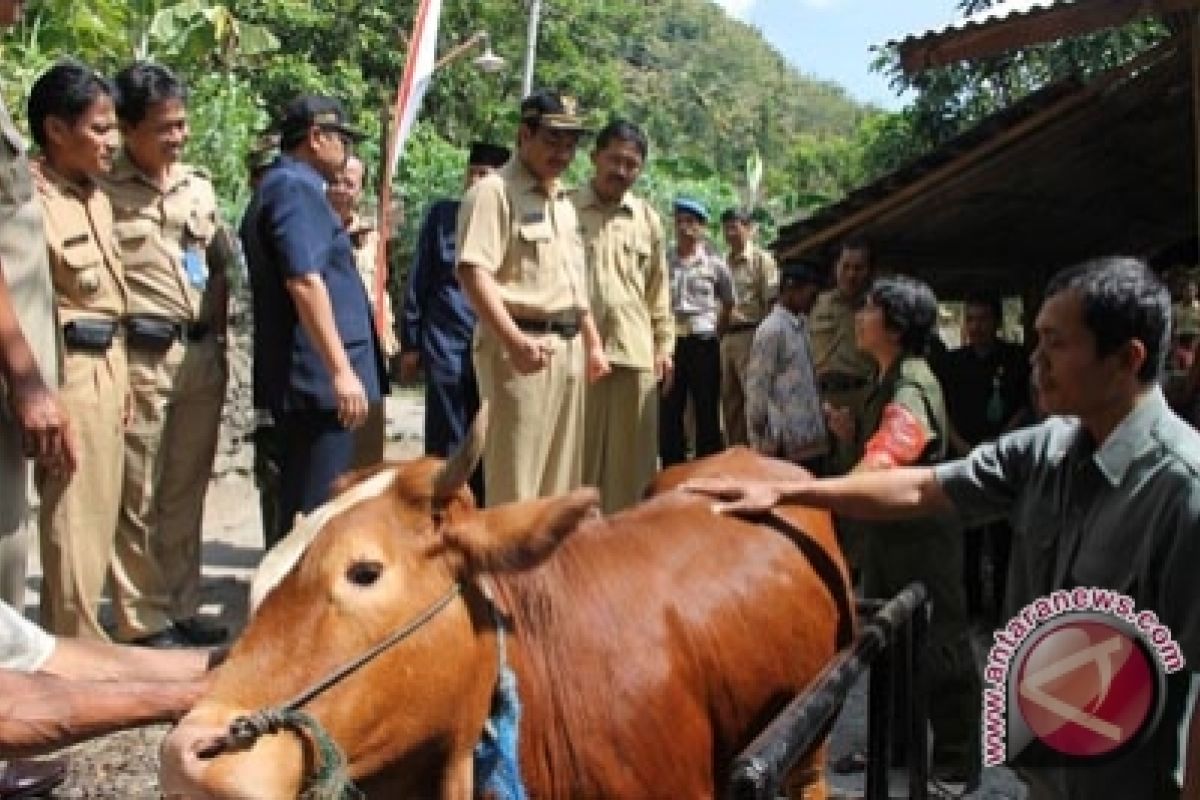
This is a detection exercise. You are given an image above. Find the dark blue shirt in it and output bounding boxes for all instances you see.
[241,155,385,412]
[400,199,476,379]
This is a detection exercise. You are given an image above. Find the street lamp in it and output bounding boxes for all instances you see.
[433,30,506,73]
[522,0,542,97]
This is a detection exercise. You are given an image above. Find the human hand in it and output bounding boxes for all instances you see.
[680,477,785,517]
[10,376,77,477]
[824,403,855,443]
[586,346,611,384]
[507,334,553,375]
[332,367,368,430]
[398,352,422,384]
[654,355,674,392]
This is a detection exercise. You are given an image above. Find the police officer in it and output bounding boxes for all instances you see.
[105,63,235,646]
[719,208,776,447]
[660,198,734,466]
[456,90,609,505]
[0,1,75,615]
[400,141,509,499]
[572,120,673,513]
[27,62,128,640]
[241,95,386,543]
[327,154,395,468]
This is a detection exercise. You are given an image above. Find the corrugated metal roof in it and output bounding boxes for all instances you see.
[888,0,1078,50]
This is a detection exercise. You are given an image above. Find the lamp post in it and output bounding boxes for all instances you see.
[522,0,543,97]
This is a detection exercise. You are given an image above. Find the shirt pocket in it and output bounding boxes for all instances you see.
[516,220,553,285]
[621,236,652,285]
[59,240,108,305]
[0,125,33,209]
[113,217,159,266]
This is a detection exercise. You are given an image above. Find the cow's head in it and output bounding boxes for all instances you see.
[161,406,598,799]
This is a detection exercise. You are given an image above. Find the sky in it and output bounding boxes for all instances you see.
[712,0,969,109]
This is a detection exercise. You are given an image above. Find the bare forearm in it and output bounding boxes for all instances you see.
[778,467,952,520]
[0,673,203,759]
[287,274,351,377]
[581,311,602,354]
[458,265,520,350]
[0,262,42,387]
[43,638,210,683]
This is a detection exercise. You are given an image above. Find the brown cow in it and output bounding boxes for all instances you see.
[160,414,851,799]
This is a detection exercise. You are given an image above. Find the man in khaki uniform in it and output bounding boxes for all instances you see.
[327,154,395,468]
[719,208,777,446]
[572,120,672,513]
[0,0,76,615]
[104,63,233,647]
[457,90,610,505]
[809,237,876,450]
[28,64,132,640]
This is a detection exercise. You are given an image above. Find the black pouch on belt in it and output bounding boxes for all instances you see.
[62,318,118,353]
[125,315,178,353]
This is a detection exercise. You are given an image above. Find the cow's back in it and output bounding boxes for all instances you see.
[500,449,850,797]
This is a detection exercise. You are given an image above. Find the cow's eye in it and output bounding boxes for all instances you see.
[346,560,384,587]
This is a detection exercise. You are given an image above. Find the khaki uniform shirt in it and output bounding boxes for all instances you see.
[728,242,777,326]
[39,168,126,326]
[0,95,57,390]
[809,287,874,381]
[102,154,231,324]
[456,159,588,319]
[570,183,672,370]
[347,214,397,357]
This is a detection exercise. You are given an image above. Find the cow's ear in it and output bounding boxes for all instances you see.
[442,488,599,575]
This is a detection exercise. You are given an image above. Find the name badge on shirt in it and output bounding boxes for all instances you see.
[182,248,208,289]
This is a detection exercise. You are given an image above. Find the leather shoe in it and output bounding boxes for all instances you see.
[173,617,228,646]
[0,757,67,799]
[130,626,191,649]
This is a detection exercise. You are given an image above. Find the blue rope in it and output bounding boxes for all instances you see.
[473,585,527,800]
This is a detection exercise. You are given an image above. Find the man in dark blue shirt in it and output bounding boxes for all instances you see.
[399,142,508,476]
[241,95,387,546]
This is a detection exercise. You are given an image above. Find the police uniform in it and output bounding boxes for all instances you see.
[857,355,980,781]
[36,167,130,639]
[0,96,57,610]
[103,153,233,638]
[809,286,875,426]
[346,213,392,468]
[457,158,590,505]
[720,241,777,446]
[572,182,672,513]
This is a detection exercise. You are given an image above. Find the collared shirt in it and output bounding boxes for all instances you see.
[455,158,588,319]
[745,304,827,462]
[808,287,874,381]
[668,245,734,336]
[0,600,54,672]
[38,167,126,325]
[241,155,385,412]
[102,153,231,324]
[0,94,57,391]
[937,389,1200,797]
[570,182,672,370]
[401,199,476,378]
[345,213,397,357]
[728,242,778,325]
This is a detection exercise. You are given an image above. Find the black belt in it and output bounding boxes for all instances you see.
[62,318,119,353]
[513,316,580,339]
[125,315,211,353]
[818,372,870,393]
[724,321,759,335]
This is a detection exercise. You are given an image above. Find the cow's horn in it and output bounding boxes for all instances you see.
[432,401,489,504]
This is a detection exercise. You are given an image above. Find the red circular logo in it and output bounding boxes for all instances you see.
[1015,618,1156,758]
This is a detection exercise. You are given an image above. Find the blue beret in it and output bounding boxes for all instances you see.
[673,197,710,223]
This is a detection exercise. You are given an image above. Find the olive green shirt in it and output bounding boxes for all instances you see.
[808,287,874,382]
[937,388,1200,798]
[570,183,672,370]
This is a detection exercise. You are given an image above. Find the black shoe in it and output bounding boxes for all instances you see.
[0,758,67,799]
[173,617,228,646]
[130,626,191,649]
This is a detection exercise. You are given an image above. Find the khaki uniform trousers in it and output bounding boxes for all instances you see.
[583,365,659,514]
[119,336,225,636]
[351,402,386,470]
[37,346,128,639]
[473,330,584,506]
[719,329,755,447]
[0,420,32,610]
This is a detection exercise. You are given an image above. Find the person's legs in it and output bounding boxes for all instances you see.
[691,336,724,458]
[275,410,356,546]
[719,330,753,447]
[659,337,692,467]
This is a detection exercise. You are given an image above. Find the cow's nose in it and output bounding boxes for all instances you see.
[160,718,228,799]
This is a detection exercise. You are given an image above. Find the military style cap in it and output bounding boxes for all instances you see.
[520,90,591,133]
[468,141,510,168]
[673,197,710,223]
[277,95,366,144]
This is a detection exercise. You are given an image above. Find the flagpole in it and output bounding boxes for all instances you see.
[521,0,542,96]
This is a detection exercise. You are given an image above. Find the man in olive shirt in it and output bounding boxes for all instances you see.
[456,91,609,505]
[572,120,673,513]
[105,64,235,647]
[689,257,1200,800]
[719,208,777,447]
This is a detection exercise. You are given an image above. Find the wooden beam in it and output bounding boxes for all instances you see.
[1193,16,1200,249]
[899,0,1200,73]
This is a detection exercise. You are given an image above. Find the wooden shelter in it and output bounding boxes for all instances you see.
[773,0,1200,299]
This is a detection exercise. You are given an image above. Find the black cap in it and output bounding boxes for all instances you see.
[721,207,754,225]
[277,95,366,146]
[780,262,825,287]
[468,142,511,168]
[520,90,591,133]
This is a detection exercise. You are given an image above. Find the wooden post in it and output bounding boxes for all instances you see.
[1193,13,1200,249]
